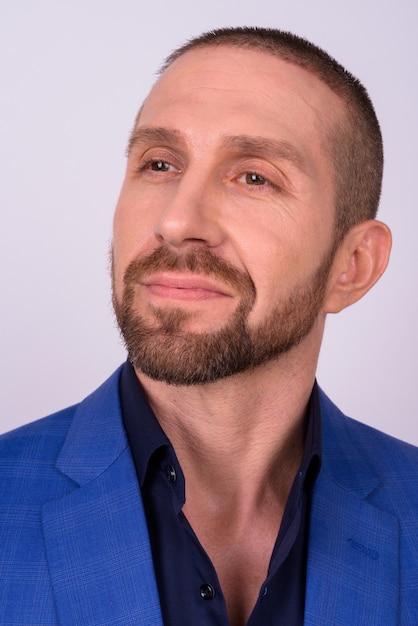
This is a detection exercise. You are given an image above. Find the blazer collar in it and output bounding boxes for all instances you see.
[46,372,400,625]
[304,389,399,624]
[319,388,382,497]
[42,366,164,626]
[55,366,128,486]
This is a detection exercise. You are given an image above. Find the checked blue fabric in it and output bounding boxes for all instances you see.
[1,367,418,624]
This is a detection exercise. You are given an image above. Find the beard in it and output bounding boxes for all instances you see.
[112,243,336,385]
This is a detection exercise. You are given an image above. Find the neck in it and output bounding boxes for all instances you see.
[135,338,319,504]
[135,335,322,626]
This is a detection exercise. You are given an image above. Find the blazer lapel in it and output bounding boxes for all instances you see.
[304,391,400,625]
[41,374,401,625]
[42,369,164,626]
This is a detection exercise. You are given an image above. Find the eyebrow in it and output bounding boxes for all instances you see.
[127,127,183,156]
[223,135,307,172]
[127,126,307,173]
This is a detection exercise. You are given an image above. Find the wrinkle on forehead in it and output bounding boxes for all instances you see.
[159,46,342,109]
[139,47,344,154]
[135,46,341,200]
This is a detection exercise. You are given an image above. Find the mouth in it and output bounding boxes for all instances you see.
[139,272,234,302]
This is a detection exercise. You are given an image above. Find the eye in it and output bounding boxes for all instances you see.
[134,157,180,178]
[244,172,268,186]
[149,160,172,172]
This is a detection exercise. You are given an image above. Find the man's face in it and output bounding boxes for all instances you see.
[112,46,342,384]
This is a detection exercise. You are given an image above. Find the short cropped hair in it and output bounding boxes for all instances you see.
[160,27,383,240]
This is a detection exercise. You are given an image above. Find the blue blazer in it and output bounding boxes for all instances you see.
[1,367,418,625]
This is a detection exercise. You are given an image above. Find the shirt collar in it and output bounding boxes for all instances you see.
[120,359,322,489]
[300,377,322,488]
[120,360,170,488]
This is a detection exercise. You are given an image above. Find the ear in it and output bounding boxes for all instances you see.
[323,220,392,314]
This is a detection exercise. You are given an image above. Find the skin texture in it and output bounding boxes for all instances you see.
[112,239,337,384]
[112,46,391,625]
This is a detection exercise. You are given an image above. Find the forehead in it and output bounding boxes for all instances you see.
[138,45,344,142]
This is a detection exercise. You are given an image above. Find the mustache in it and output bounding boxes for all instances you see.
[122,244,256,298]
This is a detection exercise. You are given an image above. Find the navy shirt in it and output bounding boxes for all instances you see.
[120,361,322,625]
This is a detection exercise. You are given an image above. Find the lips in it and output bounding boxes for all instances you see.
[121,243,256,304]
[140,272,233,301]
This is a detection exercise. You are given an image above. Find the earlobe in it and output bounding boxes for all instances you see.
[324,220,392,314]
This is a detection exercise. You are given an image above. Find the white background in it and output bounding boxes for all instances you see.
[1,1,417,443]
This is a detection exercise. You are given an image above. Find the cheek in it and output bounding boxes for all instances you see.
[241,226,326,320]
[112,195,156,300]
[231,227,289,316]
[112,203,132,298]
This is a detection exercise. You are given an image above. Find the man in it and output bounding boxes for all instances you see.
[1,26,417,626]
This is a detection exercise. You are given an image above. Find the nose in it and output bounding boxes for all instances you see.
[154,176,224,249]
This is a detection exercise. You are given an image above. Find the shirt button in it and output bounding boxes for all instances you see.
[200,583,216,600]
[166,465,177,483]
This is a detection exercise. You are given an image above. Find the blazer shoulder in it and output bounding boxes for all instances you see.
[0,365,124,464]
[0,404,77,460]
[0,405,81,513]
[319,387,418,471]
[318,388,418,619]
[319,387,418,526]
[0,366,126,496]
